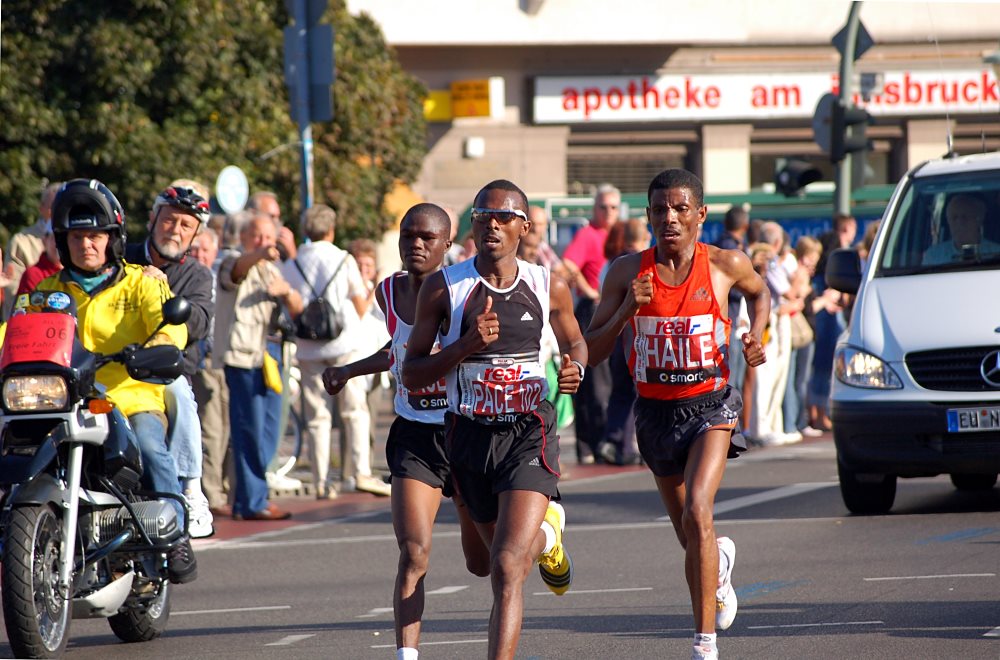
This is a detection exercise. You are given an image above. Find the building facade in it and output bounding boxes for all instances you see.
[348,0,1000,213]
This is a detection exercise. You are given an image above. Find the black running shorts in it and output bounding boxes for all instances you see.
[634,385,746,477]
[445,400,560,524]
[385,416,454,497]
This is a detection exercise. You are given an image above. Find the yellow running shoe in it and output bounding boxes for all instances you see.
[537,501,572,595]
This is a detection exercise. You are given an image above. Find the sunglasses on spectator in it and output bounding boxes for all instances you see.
[471,208,528,225]
[597,204,619,210]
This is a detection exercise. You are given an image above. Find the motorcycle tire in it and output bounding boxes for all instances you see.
[108,580,171,643]
[1,503,71,658]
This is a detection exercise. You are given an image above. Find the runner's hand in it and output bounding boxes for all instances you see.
[322,366,350,395]
[627,273,653,312]
[742,332,766,367]
[472,295,499,348]
[557,353,582,394]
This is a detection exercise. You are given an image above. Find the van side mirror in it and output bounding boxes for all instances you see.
[825,248,861,295]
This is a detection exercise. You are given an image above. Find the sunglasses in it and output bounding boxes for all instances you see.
[471,207,528,225]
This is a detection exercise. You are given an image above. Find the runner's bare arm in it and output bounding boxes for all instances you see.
[401,271,496,389]
[323,284,397,396]
[713,247,770,368]
[549,275,588,394]
[583,252,644,366]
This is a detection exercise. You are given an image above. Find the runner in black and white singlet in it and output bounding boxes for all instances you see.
[321,204,490,659]
[403,180,587,660]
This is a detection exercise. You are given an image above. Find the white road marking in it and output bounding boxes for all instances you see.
[984,626,1000,637]
[266,634,316,646]
[426,585,469,595]
[655,482,836,520]
[173,605,291,616]
[863,573,995,582]
[357,607,394,618]
[747,620,883,630]
[372,639,489,649]
[532,586,653,596]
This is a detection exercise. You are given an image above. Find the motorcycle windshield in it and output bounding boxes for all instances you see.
[0,291,79,369]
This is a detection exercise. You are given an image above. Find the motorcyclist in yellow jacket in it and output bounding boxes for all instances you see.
[35,178,197,584]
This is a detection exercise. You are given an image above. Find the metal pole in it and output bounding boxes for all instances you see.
[292,0,314,211]
[835,1,862,216]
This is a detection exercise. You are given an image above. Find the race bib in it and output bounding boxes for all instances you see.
[634,314,718,385]
[457,360,547,421]
[403,377,448,411]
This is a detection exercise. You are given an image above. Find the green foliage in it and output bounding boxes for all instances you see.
[0,0,426,243]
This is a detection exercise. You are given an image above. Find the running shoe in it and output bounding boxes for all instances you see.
[692,641,719,660]
[537,501,573,595]
[716,536,738,630]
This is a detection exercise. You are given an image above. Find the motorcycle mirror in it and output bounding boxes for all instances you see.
[140,297,192,346]
[161,297,192,326]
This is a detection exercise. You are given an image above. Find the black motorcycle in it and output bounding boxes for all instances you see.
[0,292,192,658]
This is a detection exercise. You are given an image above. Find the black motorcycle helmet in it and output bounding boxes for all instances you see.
[51,179,127,275]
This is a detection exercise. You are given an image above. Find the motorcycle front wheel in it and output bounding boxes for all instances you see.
[108,580,170,642]
[2,503,71,658]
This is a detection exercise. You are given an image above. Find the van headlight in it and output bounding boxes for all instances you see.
[2,376,69,411]
[834,347,903,389]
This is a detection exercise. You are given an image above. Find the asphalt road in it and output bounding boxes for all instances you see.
[3,435,1000,659]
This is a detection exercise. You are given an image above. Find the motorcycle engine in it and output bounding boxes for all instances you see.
[95,501,183,545]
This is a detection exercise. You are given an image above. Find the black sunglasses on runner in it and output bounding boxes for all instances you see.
[470,207,528,225]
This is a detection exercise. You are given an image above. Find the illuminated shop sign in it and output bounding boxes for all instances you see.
[533,70,998,123]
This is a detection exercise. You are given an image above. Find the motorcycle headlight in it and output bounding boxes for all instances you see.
[834,347,903,389]
[2,375,69,411]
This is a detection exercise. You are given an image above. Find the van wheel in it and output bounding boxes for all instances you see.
[950,473,998,491]
[838,463,896,514]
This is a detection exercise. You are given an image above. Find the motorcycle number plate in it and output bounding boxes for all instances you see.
[0,312,76,369]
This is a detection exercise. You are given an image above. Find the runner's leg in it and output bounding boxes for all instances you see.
[391,477,443,651]
[487,489,549,660]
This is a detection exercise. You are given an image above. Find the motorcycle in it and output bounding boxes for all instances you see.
[0,291,192,658]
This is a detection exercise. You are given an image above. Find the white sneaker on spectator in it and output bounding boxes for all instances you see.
[266,471,303,492]
[185,490,215,539]
[801,425,824,437]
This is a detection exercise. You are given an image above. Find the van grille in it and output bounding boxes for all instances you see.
[906,346,1000,391]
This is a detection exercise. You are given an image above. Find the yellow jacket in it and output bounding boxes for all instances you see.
[37,264,187,417]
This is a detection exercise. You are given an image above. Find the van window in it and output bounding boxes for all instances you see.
[876,171,1000,276]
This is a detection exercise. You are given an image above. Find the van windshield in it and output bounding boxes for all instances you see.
[876,171,1000,277]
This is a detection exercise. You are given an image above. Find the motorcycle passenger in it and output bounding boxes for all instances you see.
[38,178,197,584]
[125,182,216,539]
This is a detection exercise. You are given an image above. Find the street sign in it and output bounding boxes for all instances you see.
[833,18,873,62]
[215,165,249,215]
[450,77,505,119]
[812,92,836,154]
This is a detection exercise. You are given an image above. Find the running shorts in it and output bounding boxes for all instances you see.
[385,416,454,497]
[445,400,560,523]
[634,385,746,477]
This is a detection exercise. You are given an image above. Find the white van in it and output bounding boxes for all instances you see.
[825,151,1000,514]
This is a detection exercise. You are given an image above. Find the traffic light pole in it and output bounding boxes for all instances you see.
[291,0,315,211]
[835,1,862,215]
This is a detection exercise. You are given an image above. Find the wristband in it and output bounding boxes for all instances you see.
[571,359,586,380]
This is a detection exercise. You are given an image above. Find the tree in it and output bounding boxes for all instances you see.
[0,0,426,243]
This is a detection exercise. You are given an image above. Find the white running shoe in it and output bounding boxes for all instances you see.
[186,490,215,539]
[692,641,719,660]
[716,536,737,630]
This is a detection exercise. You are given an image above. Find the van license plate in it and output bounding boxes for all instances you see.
[947,407,1000,433]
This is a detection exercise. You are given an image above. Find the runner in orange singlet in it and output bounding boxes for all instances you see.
[585,168,770,660]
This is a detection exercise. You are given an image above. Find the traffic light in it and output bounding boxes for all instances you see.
[829,102,871,163]
[775,158,822,197]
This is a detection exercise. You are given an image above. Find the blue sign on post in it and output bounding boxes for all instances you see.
[282,0,333,211]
